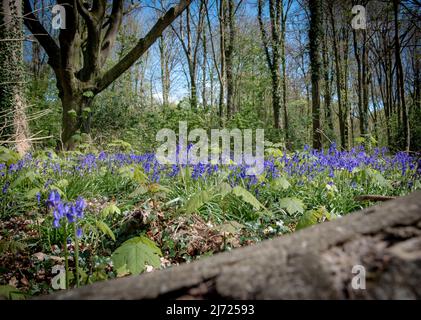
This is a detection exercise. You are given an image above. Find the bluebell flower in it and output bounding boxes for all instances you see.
[36,192,41,204]
[76,227,83,238]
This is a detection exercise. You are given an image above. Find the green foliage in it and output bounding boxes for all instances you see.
[278,197,305,215]
[111,236,162,276]
[296,206,338,230]
[0,285,26,300]
[0,147,20,166]
[0,239,27,255]
[95,220,116,241]
[231,186,265,210]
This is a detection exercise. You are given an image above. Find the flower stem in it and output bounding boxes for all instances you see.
[63,224,69,289]
[74,224,80,288]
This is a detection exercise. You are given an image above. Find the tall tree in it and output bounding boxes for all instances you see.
[257,0,282,130]
[393,0,410,150]
[309,0,322,149]
[225,0,235,118]
[172,1,205,110]
[23,0,191,149]
[0,0,31,154]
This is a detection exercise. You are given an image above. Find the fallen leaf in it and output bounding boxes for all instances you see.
[20,277,29,286]
[8,277,17,287]
[33,252,46,261]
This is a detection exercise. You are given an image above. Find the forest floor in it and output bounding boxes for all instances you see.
[0,144,419,299]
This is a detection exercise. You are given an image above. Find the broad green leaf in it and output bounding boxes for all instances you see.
[101,203,121,218]
[112,236,162,275]
[296,207,329,230]
[272,176,291,190]
[215,182,232,197]
[232,186,265,210]
[369,170,391,188]
[133,166,148,184]
[278,197,304,214]
[183,190,211,214]
[95,220,116,241]
[0,285,26,300]
[0,147,20,166]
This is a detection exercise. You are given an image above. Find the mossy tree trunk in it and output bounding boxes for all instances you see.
[0,0,31,154]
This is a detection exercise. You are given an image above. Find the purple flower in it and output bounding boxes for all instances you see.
[36,192,41,204]
[76,227,83,238]
[46,190,61,208]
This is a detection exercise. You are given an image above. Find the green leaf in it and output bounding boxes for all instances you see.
[0,285,26,300]
[95,221,116,241]
[232,186,265,210]
[111,236,162,275]
[129,185,148,198]
[10,170,39,188]
[82,90,94,98]
[272,176,291,190]
[183,190,211,214]
[296,207,330,230]
[67,109,77,118]
[101,203,121,218]
[215,182,232,197]
[296,211,320,230]
[0,147,21,166]
[369,170,391,188]
[133,166,148,184]
[278,197,304,214]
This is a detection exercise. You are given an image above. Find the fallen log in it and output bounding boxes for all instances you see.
[44,190,421,300]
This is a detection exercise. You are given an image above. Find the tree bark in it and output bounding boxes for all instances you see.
[225,0,235,119]
[45,190,421,299]
[257,0,282,130]
[309,0,322,149]
[0,0,31,154]
[329,4,347,149]
[393,0,409,151]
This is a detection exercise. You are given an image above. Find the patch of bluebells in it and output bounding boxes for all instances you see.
[0,144,419,209]
[46,190,85,238]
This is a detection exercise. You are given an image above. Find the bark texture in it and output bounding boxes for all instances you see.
[45,190,421,300]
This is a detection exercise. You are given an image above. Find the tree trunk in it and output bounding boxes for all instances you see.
[281,11,289,147]
[225,0,235,119]
[309,0,322,149]
[0,0,31,154]
[322,28,333,139]
[271,71,281,129]
[159,36,169,107]
[393,0,409,151]
[46,191,421,299]
[202,28,207,109]
[353,29,365,137]
[330,5,346,149]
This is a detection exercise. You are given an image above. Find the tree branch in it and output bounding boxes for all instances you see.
[23,0,60,69]
[96,0,191,94]
[100,0,124,66]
